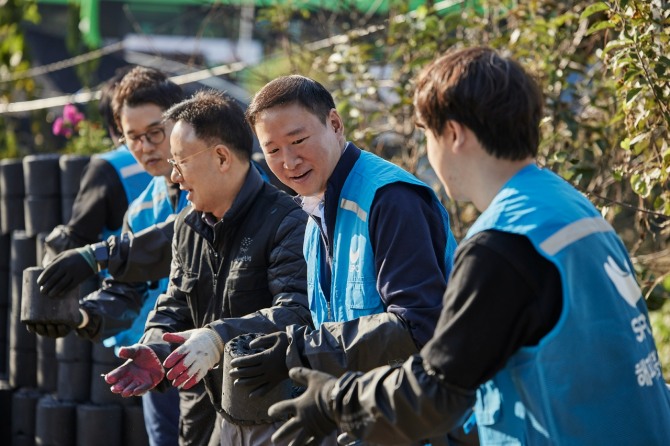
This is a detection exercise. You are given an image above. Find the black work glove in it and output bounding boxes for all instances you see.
[229,331,290,398]
[37,246,97,297]
[268,367,338,446]
[25,309,86,339]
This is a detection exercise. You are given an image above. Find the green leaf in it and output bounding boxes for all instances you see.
[602,38,634,55]
[587,19,617,35]
[581,2,610,20]
[631,174,649,197]
[662,275,670,293]
[629,131,650,147]
[625,87,642,102]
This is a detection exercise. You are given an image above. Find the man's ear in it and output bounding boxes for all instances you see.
[446,120,467,152]
[215,144,232,171]
[328,108,344,135]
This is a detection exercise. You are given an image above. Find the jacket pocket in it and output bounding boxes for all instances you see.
[346,278,380,310]
[225,266,271,317]
[175,272,199,317]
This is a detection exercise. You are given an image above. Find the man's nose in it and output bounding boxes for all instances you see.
[170,167,181,183]
[282,149,301,170]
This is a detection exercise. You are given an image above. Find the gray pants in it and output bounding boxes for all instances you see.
[219,420,339,446]
[178,383,221,446]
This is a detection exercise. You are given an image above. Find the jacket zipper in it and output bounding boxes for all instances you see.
[310,214,333,322]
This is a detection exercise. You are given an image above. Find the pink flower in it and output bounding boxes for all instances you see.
[52,117,65,136]
[52,116,74,138]
[63,103,84,127]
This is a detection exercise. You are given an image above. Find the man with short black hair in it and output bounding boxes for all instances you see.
[230,75,470,445]
[264,46,670,446]
[104,89,312,446]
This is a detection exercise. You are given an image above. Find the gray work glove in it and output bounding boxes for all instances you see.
[25,308,88,338]
[229,331,290,397]
[268,367,338,446]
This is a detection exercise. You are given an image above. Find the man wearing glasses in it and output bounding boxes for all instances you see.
[104,88,313,446]
[32,67,220,446]
[40,67,152,268]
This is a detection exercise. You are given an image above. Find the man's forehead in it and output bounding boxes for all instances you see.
[120,103,164,120]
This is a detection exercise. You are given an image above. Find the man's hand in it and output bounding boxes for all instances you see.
[229,331,289,398]
[162,328,224,390]
[104,344,164,397]
[268,367,338,446]
[25,322,73,338]
[25,308,87,338]
[37,246,97,297]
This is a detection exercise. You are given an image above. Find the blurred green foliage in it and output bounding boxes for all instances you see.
[244,0,670,374]
[0,0,40,158]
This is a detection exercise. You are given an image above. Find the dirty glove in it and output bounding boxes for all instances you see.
[104,344,164,397]
[229,331,289,398]
[25,308,88,339]
[37,246,97,297]
[269,367,338,446]
[163,328,225,390]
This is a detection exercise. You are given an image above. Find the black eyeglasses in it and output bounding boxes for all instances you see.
[120,127,166,150]
[167,145,218,178]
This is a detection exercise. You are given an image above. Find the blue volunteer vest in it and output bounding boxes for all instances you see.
[96,145,152,241]
[468,165,670,445]
[304,150,457,328]
[103,176,189,349]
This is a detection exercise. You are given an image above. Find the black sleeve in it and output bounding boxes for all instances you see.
[77,279,148,342]
[368,182,449,348]
[423,230,562,390]
[105,219,175,282]
[66,157,128,243]
[327,231,561,445]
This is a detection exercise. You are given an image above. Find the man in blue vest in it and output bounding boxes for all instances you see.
[259,46,670,446]
[30,67,215,446]
[96,66,194,446]
[37,67,151,291]
[228,75,476,445]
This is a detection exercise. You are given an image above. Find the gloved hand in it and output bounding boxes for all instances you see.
[163,328,225,390]
[37,246,97,298]
[104,344,164,397]
[268,367,338,446]
[25,308,88,338]
[26,322,72,338]
[229,331,290,397]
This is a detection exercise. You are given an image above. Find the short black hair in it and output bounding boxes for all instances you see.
[163,89,253,161]
[246,75,336,129]
[112,66,184,134]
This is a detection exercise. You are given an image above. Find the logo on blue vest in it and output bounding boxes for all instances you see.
[603,255,641,308]
[349,234,365,273]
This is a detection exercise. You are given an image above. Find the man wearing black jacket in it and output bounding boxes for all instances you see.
[32,66,190,446]
[104,89,313,446]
